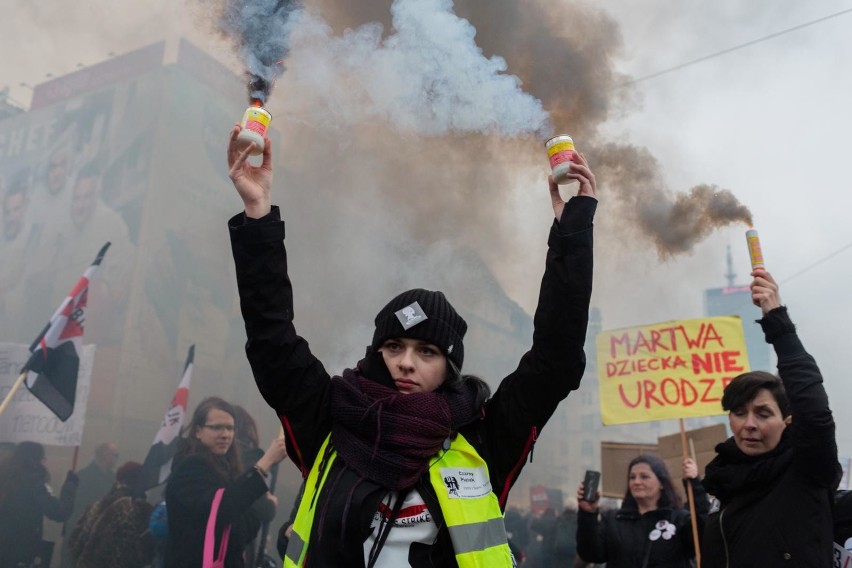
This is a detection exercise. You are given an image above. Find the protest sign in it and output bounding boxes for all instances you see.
[0,342,95,446]
[596,316,749,425]
[658,423,727,500]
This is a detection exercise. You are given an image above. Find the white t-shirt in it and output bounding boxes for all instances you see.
[363,489,438,567]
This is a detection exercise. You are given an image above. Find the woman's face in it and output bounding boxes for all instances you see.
[195,408,235,456]
[628,463,662,505]
[379,338,448,393]
[729,388,790,456]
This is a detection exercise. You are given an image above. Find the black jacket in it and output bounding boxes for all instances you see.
[164,454,268,568]
[229,196,596,566]
[0,470,77,568]
[576,477,709,568]
[701,307,841,567]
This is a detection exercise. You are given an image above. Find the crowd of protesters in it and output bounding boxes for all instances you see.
[0,397,286,568]
[0,124,849,568]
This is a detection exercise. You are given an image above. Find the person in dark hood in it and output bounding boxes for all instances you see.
[701,269,841,567]
[225,125,597,567]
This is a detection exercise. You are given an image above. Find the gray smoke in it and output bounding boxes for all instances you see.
[218,0,302,103]
[294,0,752,258]
[591,142,753,258]
[277,0,552,137]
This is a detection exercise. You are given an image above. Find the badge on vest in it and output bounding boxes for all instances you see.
[440,467,491,499]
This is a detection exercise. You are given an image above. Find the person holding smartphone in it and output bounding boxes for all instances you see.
[575,455,707,568]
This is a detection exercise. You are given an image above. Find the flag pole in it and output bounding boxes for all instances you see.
[0,371,27,418]
[680,418,702,568]
[256,427,286,565]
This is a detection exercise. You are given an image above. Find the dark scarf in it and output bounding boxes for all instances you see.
[703,430,794,503]
[329,358,481,491]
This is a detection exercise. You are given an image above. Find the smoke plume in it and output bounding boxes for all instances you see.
[591,142,753,258]
[210,0,755,302]
[277,0,552,137]
[218,0,302,103]
[276,0,753,259]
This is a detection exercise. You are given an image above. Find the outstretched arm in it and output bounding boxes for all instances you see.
[482,154,597,505]
[751,269,840,488]
[228,127,334,475]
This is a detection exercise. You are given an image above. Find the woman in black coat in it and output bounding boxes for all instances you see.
[701,269,841,567]
[576,454,708,568]
[164,397,287,568]
[0,441,78,568]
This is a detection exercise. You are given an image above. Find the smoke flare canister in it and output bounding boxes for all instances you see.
[545,134,577,185]
[236,104,272,156]
[746,228,765,270]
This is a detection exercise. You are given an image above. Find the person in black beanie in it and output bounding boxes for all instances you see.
[226,126,597,568]
[700,269,841,568]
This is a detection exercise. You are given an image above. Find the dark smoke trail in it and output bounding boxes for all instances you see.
[219,0,302,103]
[590,142,753,258]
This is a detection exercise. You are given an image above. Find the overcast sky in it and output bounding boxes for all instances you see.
[2,0,851,455]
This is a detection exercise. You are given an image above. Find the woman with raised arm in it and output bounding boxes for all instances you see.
[701,269,841,567]
[226,127,597,567]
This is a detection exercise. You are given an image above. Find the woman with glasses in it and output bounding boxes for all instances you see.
[164,397,288,568]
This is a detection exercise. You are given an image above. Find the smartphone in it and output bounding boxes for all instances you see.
[583,470,601,502]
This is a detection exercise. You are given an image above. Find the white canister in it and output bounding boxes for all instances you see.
[545,135,577,185]
[236,104,272,156]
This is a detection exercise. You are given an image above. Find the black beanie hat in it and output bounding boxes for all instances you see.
[371,288,467,370]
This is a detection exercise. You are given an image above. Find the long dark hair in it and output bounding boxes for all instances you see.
[441,359,492,409]
[0,441,49,505]
[175,397,243,482]
[622,454,682,510]
[231,404,260,450]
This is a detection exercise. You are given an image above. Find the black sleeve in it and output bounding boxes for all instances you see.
[42,474,78,522]
[229,207,334,475]
[480,196,596,501]
[759,307,841,488]
[165,455,269,526]
[679,476,709,552]
[576,508,608,563]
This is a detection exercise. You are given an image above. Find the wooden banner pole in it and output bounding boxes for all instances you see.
[680,418,702,568]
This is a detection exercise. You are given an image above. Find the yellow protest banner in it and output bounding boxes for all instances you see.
[596,316,750,425]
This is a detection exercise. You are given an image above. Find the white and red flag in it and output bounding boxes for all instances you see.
[135,344,194,493]
[23,242,110,422]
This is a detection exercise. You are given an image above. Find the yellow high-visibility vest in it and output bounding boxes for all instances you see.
[284,433,514,567]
